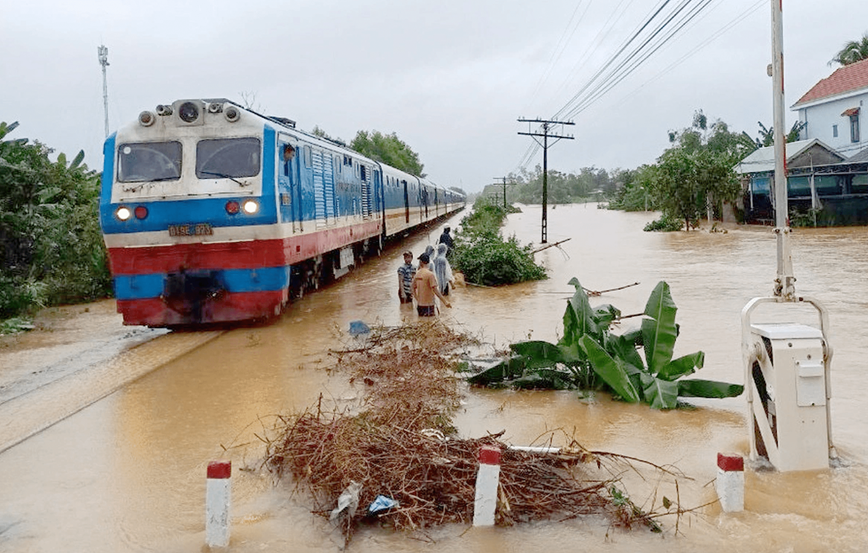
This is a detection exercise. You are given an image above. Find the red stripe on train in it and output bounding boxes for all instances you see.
[117,290,287,326]
[108,220,381,274]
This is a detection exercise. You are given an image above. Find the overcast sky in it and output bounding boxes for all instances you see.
[3,0,867,193]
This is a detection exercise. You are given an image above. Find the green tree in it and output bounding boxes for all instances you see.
[350,130,424,177]
[652,111,742,230]
[0,122,111,318]
[830,32,868,66]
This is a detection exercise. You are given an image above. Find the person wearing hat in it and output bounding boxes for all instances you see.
[412,252,451,316]
[397,250,416,304]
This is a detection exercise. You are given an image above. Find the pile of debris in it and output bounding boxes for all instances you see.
[263,320,662,540]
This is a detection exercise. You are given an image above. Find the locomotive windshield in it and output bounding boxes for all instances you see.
[117,141,182,183]
[196,138,261,180]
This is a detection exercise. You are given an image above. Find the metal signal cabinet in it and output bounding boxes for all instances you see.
[745,322,830,472]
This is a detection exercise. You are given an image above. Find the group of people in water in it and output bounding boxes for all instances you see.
[397,226,455,317]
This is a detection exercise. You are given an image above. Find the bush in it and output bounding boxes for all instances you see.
[451,201,546,286]
[643,216,683,232]
[0,121,111,319]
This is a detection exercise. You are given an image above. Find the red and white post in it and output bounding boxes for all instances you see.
[206,460,231,547]
[715,453,744,512]
[473,445,501,526]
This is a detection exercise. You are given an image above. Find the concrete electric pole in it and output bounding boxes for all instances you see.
[517,118,574,243]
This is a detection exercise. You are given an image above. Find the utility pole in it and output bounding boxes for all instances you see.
[770,0,794,300]
[492,176,510,209]
[517,118,574,243]
[98,45,110,138]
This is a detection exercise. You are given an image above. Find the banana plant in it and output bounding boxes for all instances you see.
[467,278,743,409]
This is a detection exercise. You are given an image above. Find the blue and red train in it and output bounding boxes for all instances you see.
[99,98,464,326]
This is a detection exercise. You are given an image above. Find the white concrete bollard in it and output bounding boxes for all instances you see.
[715,453,744,513]
[206,460,231,548]
[473,445,501,527]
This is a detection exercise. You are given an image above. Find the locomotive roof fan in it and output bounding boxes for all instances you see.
[741,0,837,473]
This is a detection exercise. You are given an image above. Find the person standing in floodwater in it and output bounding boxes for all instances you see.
[438,226,454,255]
[432,243,453,296]
[412,253,451,316]
[396,251,416,304]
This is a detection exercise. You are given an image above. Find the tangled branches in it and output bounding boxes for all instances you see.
[262,321,682,542]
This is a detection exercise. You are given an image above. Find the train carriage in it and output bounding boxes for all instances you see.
[99,98,463,327]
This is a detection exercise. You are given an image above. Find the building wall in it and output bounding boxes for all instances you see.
[797,91,868,158]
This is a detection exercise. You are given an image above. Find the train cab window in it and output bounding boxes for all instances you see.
[303,146,312,168]
[196,137,261,179]
[117,141,182,183]
[360,165,367,182]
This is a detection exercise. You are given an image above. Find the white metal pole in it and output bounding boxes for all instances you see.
[771,0,795,300]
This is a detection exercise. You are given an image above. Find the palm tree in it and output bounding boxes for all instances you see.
[830,33,868,66]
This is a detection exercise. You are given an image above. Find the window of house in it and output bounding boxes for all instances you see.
[851,115,860,143]
[752,176,770,194]
[833,124,838,138]
[852,174,868,194]
[814,175,842,196]
[787,176,811,197]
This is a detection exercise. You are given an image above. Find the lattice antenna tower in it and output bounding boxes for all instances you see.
[98,45,110,138]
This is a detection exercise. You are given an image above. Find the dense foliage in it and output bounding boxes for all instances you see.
[605,111,815,225]
[468,278,743,409]
[451,200,546,286]
[350,130,424,177]
[496,165,624,205]
[0,121,111,320]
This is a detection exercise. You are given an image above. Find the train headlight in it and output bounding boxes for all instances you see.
[178,101,200,123]
[134,206,149,220]
[242,200,259,214]
[225,200,240,215]
[116,206,132,221]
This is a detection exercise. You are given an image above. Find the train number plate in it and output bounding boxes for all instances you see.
[168,223,213,236]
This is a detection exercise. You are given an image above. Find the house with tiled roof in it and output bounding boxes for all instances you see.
[792,57,868,158]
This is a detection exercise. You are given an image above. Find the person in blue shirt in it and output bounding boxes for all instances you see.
[396,251,416,304]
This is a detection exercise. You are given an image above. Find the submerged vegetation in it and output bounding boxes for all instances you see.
[451,199,547,286]
[468,278,743,409]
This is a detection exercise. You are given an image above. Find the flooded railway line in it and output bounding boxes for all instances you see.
[1,208,867,552]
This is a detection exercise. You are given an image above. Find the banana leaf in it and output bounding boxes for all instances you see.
[640,373,679,409]
[565,277,599,341]
[678,379,744,399]
[466,356,525,385]
[657,351,705,381]
[580,335,641,403]
[510,340,567,368]
[642,281,678,375]
[509,369,574,390]
[609,333,644,371]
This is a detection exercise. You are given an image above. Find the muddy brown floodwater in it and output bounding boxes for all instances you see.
[1,204,867,552]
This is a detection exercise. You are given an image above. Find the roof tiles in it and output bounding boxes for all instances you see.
[793,57,868,107]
